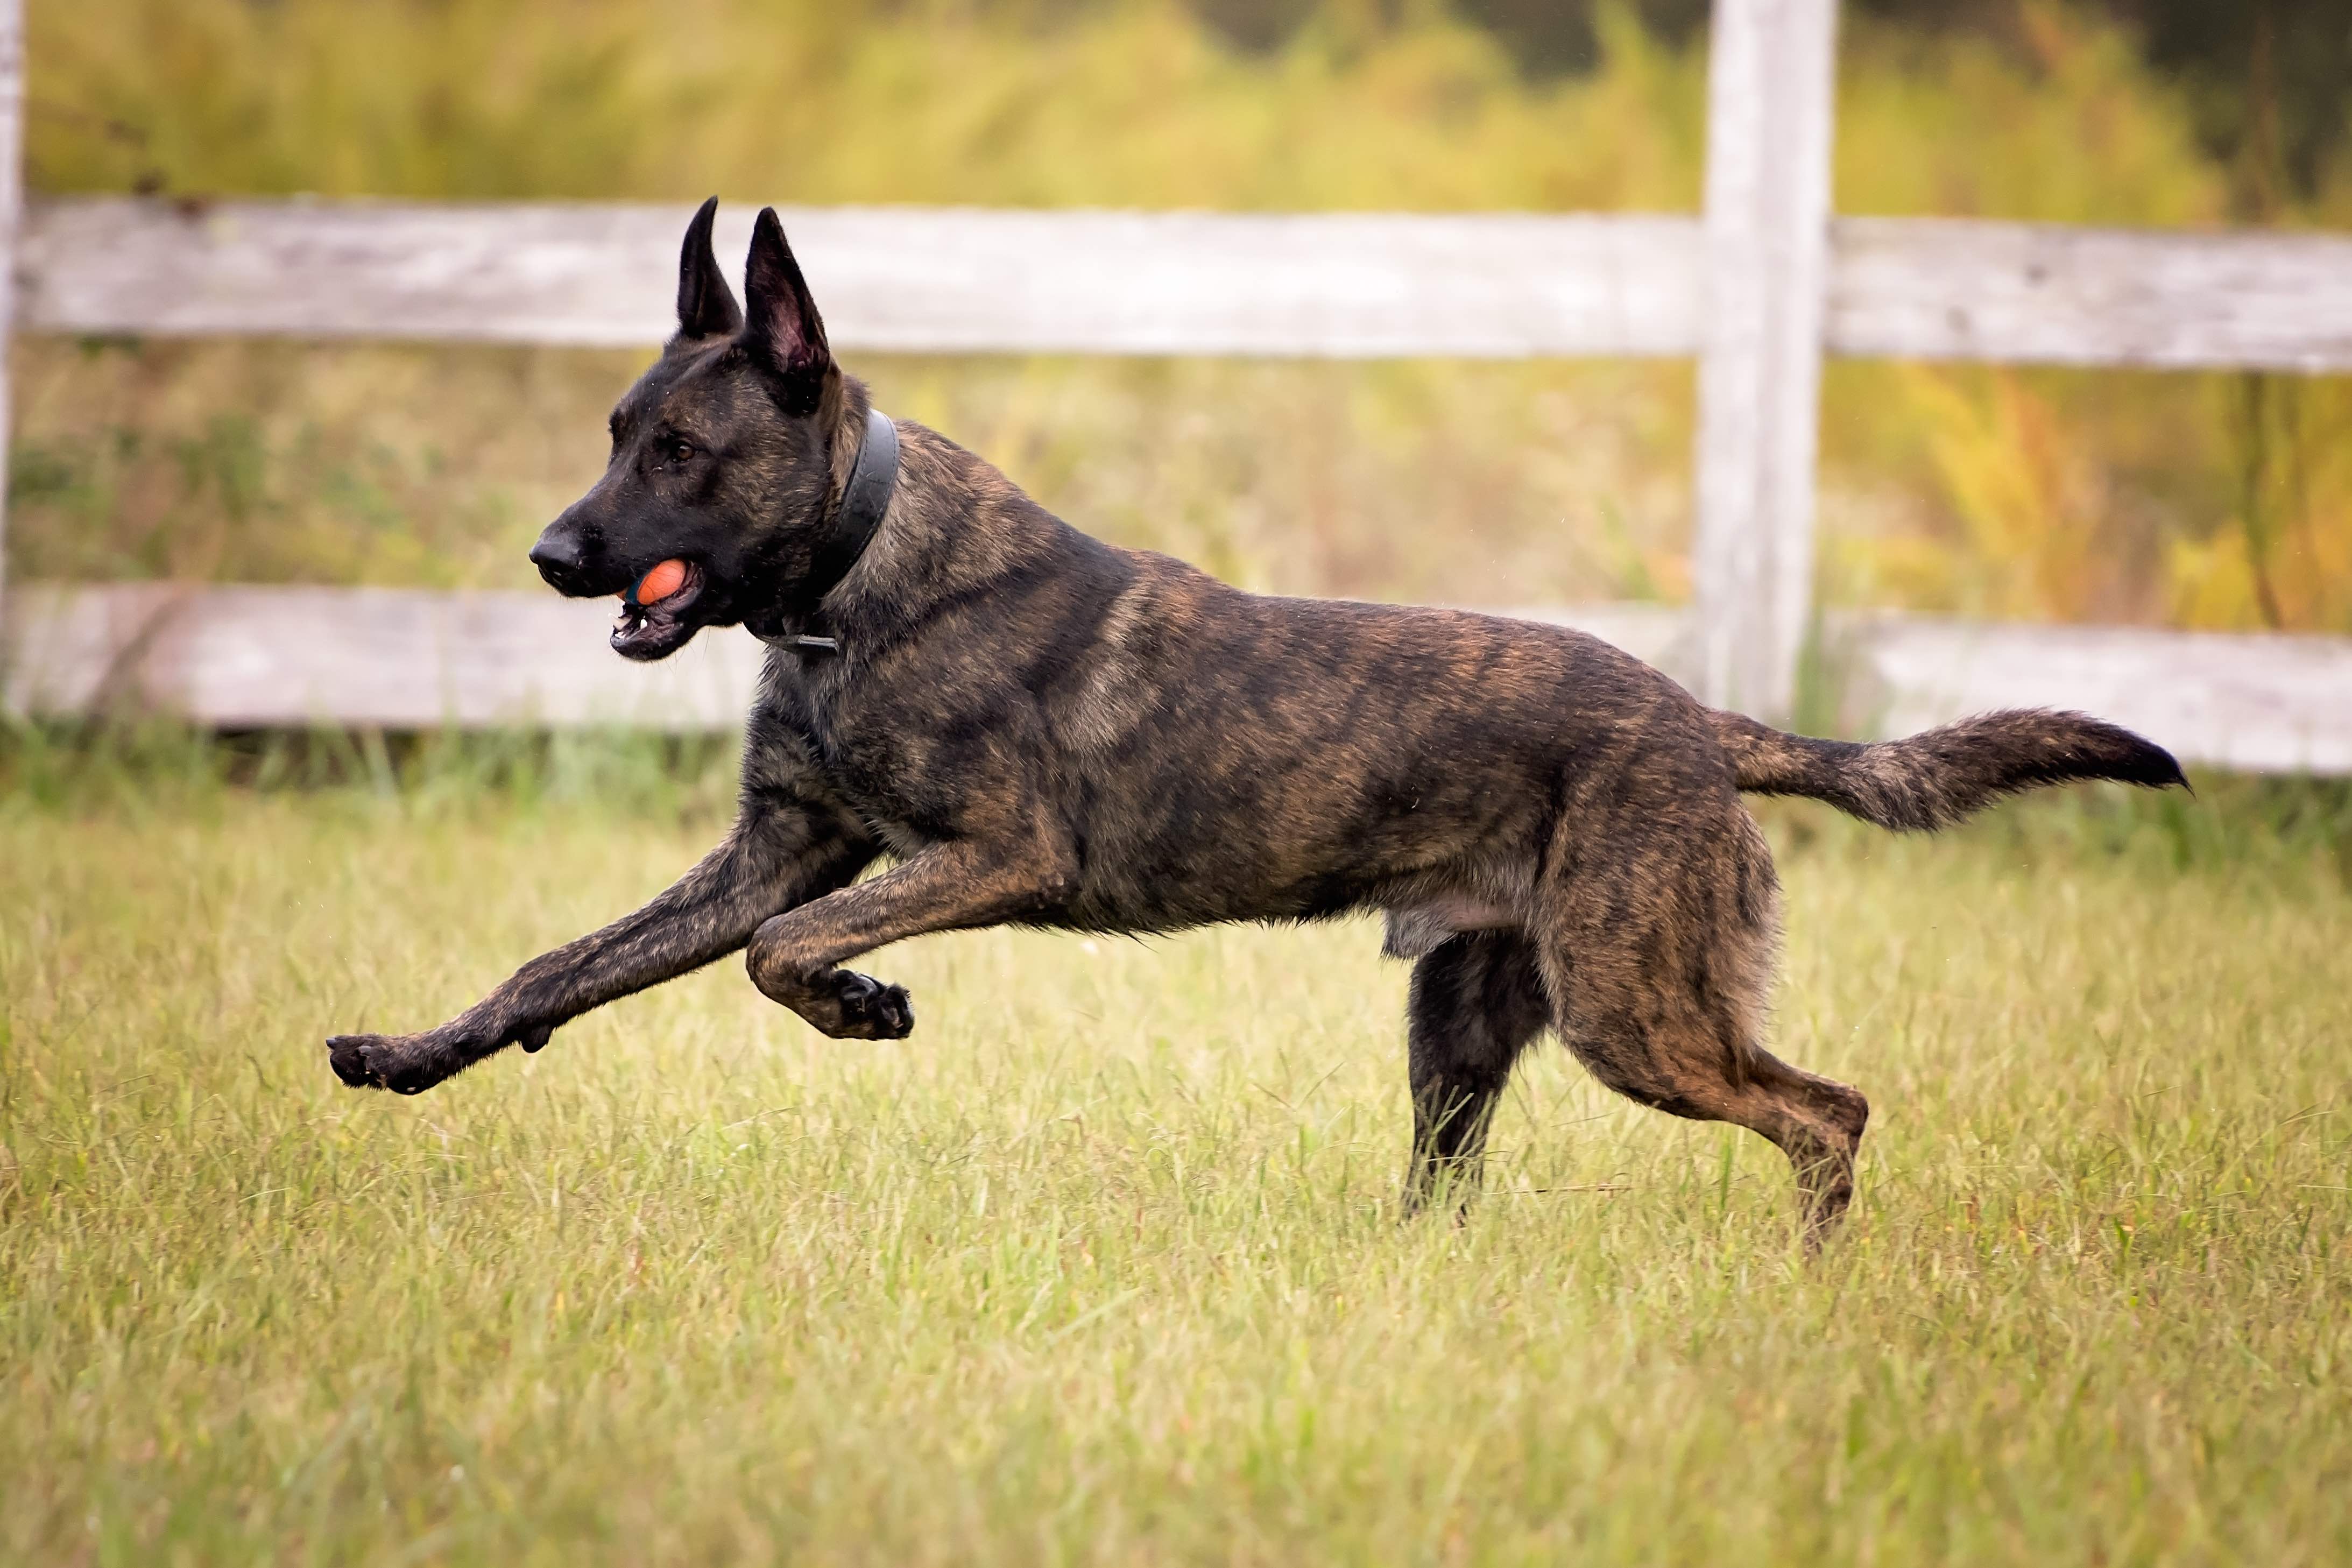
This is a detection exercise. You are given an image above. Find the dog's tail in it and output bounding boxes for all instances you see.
[1707,708,2187,832]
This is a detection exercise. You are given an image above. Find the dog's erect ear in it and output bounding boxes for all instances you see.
[675,196,742,342]
[740,206,832,407]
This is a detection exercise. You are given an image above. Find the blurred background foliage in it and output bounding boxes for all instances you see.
[10,0,2351,628]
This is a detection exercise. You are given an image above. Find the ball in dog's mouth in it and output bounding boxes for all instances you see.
[611,558,703,660]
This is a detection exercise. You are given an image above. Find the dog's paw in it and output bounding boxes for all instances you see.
[326,1033,382,1089]
[324,1030,467,1095]
[814,970,915,1041]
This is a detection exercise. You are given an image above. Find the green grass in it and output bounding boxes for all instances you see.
[3,762,2350,1564]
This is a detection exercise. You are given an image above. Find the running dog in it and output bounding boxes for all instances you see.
[328,200,2186,1239]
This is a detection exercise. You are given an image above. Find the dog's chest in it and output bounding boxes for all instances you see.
[757,656,949,840]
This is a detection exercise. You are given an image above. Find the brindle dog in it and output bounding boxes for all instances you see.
[328,200,2186,1240]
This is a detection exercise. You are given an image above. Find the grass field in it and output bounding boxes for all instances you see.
[3,754,2350,1564]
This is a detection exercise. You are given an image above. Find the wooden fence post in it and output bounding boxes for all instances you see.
[1691,0,1839,718]
[0,0,20,631]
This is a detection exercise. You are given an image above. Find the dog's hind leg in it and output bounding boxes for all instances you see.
[1538,810,1868,1245]
[1404,931,1550,1216]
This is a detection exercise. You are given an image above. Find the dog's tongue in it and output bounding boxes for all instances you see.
[630,559,690,608]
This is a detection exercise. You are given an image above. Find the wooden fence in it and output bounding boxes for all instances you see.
[2,0,2350,769]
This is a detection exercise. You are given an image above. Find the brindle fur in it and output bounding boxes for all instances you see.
[328,201,2187,1241]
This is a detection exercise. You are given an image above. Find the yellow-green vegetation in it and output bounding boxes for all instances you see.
[3,751,2349,1563]
[6,343,1700,610]
[12,0,2352,630]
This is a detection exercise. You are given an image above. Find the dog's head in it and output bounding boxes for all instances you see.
[530,199,853,659]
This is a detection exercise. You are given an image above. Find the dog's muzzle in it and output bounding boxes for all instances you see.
[529,528,599,596]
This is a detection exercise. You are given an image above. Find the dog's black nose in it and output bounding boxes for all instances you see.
[529,528,588,592]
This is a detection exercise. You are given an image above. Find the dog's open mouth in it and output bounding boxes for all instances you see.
[611,559,705,661]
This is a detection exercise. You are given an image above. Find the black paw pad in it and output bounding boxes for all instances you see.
[834,972,915,1040]
[326,1034,384,1089]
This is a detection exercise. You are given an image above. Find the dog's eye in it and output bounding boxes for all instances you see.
[666,439,696,465]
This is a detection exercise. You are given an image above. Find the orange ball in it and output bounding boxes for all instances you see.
[633,559,689,605]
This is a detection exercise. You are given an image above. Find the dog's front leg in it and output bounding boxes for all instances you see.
[328,803,874,1094]
[744,838,1075,1040]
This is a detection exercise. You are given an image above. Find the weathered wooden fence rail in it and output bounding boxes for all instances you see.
[10,584,2348,775]
[25,198,2352,369]
[1,0,2349,768]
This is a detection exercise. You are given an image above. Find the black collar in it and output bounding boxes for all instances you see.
[762,405,898,652]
